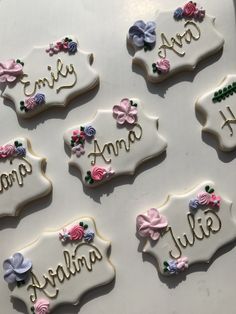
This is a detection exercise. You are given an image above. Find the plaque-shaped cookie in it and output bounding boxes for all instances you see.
[128,2,224,83]
[196,74,236,151]
[0,138,51,219]
[0,36,99,118]
[136,182,235,276]
[3,217,115,313]
[64,98,167,187]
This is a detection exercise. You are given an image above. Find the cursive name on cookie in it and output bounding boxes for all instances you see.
[158,21,201,58]
[88,123,143,165]
[20,59,77,97]
[0,158,32,193]
[27,243,103,303]
[162,209,221,259]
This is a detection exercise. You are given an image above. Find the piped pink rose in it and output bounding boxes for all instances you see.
[197,191,211,205]
[0,59,23,83]
[156,58,170,74]
[136,208,168,240]
[113,98,137,125]
[0,144,16,158]
[34,299,50,314]
[91,166,106,181]
[68,225,84,240]
[183,1,197,17]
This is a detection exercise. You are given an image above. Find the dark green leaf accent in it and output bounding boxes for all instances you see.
[85,176,90,182]
[14,141,19,147]
[163,261,169,267]
[89,178,94,184]
[16,59,20,63]
[80,126,85,131]
[79,221,84,227]
[84,224,88,229]
[87,171,91,175]
[208,188,214,194]
[20,101,24,105]
[163,267,168,272]
[212,82,236,103]
[205,185,210,192]
[130,100,133,106]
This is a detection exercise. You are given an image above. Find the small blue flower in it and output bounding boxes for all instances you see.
[84,126,96,138]
[167,260,178,274]
[3,253,32,284]
[189,198,199,211]
[15,146,26,157]
[174,7,184,20]
[84,230,95,242]
[68,41,78,54]
[34,93,46,105]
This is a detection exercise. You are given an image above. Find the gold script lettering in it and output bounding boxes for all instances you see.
[158,21,201,58]
[20,59,77,97]
[88,123,143,165]
[27,243,103,303]
[0,158,32,193]
[162,209,222,259]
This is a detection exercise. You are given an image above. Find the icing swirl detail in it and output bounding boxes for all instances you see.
[34,299,50,314]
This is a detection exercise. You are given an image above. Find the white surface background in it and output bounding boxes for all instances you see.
[0,0,236,313]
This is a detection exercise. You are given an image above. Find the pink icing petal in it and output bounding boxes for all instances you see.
[119,98,131,113]
[116,113,127,124]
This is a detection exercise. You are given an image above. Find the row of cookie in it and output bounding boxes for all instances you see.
[0,2,224,119]
[3,181,234,314]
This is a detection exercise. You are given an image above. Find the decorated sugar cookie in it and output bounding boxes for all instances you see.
[0,138,51,218]
[136,182,236,276]
[64,98,167,187]
[196,74,236,151]
[127,2,224,83]
[0,36,99,118]
[2,217,115,313]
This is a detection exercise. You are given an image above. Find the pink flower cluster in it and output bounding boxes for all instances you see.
[174,2,205,21]
[189,185,221,211]
[46,37,77,56]
[85,166,115,184]
[197,191,221,207]
[59,224,85,242]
